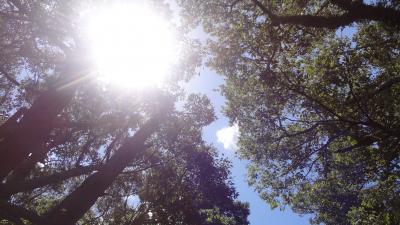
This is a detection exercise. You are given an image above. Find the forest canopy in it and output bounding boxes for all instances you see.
[1,0,400,225]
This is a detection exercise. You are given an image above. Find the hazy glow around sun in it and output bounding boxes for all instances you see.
[84,2,178,88]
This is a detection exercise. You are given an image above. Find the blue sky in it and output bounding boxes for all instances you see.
[167,0,312,223]
[185,68,311,225]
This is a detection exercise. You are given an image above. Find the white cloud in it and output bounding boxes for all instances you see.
[216,123,239,150]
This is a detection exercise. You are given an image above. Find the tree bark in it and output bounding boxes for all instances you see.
[0,107,26,138]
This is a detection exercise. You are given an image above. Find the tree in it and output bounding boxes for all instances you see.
[178,0,400,224]
[0,1,249,225]
[0,0,89,179]
[0,93,249,225]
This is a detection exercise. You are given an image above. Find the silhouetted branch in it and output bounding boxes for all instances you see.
[0,165,102,198]
[251,0,400,29]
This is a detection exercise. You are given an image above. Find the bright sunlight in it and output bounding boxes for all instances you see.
[84,2,178,88]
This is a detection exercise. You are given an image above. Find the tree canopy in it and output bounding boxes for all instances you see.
[177,0,400,224]
[2,0,400,224]
[0,1,249,225]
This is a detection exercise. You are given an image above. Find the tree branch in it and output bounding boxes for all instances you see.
[373,76,400,96]
[40,116,166,225]
[0,165,102,198]
[251,0,400,29]
[0,68,20,86]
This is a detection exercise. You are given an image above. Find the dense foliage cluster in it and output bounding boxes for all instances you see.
[0,1,249,225]
[178,0,400,224]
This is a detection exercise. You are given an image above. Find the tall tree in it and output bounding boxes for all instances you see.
[178,0,400,224]
[0,1,250,225]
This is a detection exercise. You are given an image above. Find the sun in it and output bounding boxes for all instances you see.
[83,2,178,88]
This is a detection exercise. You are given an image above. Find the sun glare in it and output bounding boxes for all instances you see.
[84,2,178,88]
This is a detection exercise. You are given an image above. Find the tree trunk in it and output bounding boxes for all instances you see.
[0,60,87,180]
[40,117,161,225]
